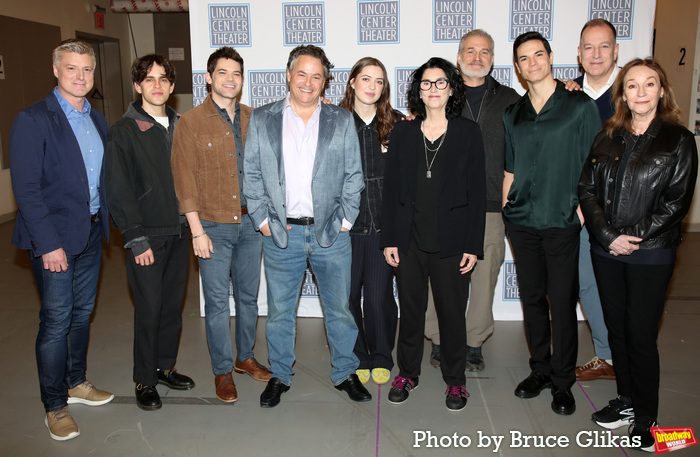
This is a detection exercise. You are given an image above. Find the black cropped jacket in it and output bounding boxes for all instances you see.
[578,117,698,251]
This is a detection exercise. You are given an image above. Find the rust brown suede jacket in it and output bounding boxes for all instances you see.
[171,95,252,223]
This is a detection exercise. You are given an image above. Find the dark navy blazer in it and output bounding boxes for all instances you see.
[10,91,110,257]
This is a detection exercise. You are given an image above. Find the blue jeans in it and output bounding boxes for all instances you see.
[199,215,262,375]
[31,219,103,412]
[579,226,611,360]
[262,225,359,386]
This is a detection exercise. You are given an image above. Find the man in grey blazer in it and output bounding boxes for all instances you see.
[243,45,369,407]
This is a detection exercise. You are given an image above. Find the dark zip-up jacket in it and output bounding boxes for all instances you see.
[579,118,698,250]
[462,75,520,212]
[105,101,182,256]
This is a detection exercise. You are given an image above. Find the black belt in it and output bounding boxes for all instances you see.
[287,217,314,225]
[241,206,248,215]
[90,213,98,223]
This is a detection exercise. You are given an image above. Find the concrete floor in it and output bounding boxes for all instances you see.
[1,221,698,457]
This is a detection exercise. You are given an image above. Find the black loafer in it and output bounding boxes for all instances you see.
[135,384,162,411]
[157,368,195,390]
[335,374,372,402]
[515,371,552,398]
[551,386,576,415]
[260,377,290,408]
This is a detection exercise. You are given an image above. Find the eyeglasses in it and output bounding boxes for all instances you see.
[420,79,449,91]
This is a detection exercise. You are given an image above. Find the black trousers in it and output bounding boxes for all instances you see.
[396,241,470,386]
[126,230,190,386]
[349,232,398,370]
[591,254,674,420]
[505,221,580,388]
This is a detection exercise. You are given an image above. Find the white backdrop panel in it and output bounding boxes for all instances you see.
[191,0,656,319]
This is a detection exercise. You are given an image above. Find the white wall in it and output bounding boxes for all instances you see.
[654,0,700,230]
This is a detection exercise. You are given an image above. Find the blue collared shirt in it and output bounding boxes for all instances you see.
[53,87,104,215]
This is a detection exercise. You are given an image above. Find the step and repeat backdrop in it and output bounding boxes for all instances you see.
[190,0,656,319]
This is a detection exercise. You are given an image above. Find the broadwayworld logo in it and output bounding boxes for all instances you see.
[652,427,698,454]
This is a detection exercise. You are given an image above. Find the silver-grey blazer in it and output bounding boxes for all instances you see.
[243,99,364,248]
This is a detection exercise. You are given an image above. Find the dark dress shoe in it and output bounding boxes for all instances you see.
[551,386,576,415]
[135,384,162,411]
[514,371,552,398]
[335,374,372,402]
[157,368,195,390]
[260,377,290,408]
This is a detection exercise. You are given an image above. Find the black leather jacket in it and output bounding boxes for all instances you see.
[579,117,698,251]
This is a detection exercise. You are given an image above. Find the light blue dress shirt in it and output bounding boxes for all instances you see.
[53,87,104,215]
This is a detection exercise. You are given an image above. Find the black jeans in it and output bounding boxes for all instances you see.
[127,230,190,386]
[396,241,470,386]
[505,221,580,388]
[591,254,674,419]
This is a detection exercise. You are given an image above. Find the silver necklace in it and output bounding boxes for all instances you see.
[465,90,487,123]
[423,131,446,178]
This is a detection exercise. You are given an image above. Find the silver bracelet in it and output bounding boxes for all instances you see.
[191,231,207,239]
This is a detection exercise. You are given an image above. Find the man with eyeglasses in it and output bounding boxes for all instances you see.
[502,32,600,416]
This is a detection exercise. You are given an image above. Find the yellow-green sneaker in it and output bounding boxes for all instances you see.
[356,369,370,384]
[372,368,391,385]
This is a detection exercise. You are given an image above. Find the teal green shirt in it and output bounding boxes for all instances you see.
[503,80,601,229]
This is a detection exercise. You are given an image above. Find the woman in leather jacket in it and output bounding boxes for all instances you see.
[339,58,402,387]
[579,58,697,452]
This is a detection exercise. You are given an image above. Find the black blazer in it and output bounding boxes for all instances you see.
[380,117,486,258]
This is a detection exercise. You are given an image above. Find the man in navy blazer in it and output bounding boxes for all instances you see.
[243,45,369,407]
[10,39,113,442]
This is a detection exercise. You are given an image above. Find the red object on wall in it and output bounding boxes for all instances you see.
[95,12,105,29]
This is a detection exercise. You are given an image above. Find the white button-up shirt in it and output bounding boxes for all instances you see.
[282,94,321,219]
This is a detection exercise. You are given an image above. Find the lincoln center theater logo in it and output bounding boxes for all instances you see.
[503,261,519,300]
[395,67,416,112]
[589,0,634,39]
[552,65,582,81]
[208,4,251,47]
[283,2,325,45]
[433,0,474,42]
[491,66,513,88]
[301,268,319,297]
[510,0,553,40]
[358,0,399,44]
[248,70,287,108]
[323,69,350,105]
[192,71,209,108]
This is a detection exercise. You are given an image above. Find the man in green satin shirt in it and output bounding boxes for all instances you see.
[502,32,601,417]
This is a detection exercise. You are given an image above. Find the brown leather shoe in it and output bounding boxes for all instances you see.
[575,356,616,381]
[214,372,238,402]
[234,357,272,382]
